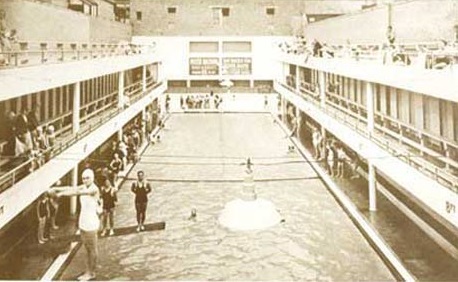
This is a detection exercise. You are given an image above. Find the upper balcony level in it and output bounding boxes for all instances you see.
[275,40,458,104]
[0,41,160,101]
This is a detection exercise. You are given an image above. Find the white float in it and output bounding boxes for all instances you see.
[218,159,282,231]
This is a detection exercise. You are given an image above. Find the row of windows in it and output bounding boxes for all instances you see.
[0,73,120,126]
[297,68,458,142]
[135,6,276,21]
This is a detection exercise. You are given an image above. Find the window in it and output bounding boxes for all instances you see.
[222,7,230,17]
[212,7,230,25]
[136,11,142,21]
[266,7,275,15]
[167,7,176,14]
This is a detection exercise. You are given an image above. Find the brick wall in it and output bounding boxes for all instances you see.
[131,0,365,36]
[1,0,89,42]
[95,0,115,21]
[89,16,132,42]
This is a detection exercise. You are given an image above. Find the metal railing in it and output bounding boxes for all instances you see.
[165,86,271,94]
[278,40,458,69]
[0,41,155,69]
[0,79,162,193]
[277,80,458,193]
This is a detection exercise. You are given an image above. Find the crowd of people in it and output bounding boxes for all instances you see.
[2,106,56,173]
[181,92,223,110]
[278,27,457,70]
[310,127,360,179]
[37,114,160,280]
[41,164,154,280]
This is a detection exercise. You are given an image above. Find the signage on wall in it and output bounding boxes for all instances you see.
[189,58,219,75]
[222,58,252,75]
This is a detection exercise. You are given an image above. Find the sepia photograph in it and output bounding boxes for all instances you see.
[0,0,457,280]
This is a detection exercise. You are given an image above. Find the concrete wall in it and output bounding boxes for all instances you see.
[303,0,458,44]
[1,0,89,42]
[131,0,366,36]
[136,36,283,81]
[95,0,115,21]
[0,0,130,43]
[89,16,132,42]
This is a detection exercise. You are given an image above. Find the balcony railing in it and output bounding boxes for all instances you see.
[277,80,458,193]
[278,40,458,69]
[0,78,162,193]
[0,41,156,69]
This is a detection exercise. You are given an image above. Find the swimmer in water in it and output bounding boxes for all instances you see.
[188,208,197,220]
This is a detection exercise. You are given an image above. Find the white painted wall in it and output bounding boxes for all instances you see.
[133,36,288,82]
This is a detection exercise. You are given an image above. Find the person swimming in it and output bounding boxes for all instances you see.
[188,208,197,220]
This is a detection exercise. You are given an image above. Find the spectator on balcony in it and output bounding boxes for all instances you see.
[27,106,40,133]
[33,127,47,161]
[16,108,33,153]
[46,125,56,148]
[0,28,18,66]
[2,111,17,158]
[386,25,396,46]
[312,39,323,57]
[322,43,335,59]
[392,47,411,66]
[431,40,454,69]
[327,82,339,93]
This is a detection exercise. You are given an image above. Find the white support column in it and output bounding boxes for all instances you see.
[366,81,375,133]
[249,79,254,88]
[142,65,147,93]
[142,108,147,136]
[70,167,78,215]
[281,96,286,123]
[72,82,80,134]
[318,71,326,108]
[118,71,125,108]
[368,161,377,211]
[295,106,300,138]
[295,65,300,91]
[186,80,191,88]
[118,129,123,142]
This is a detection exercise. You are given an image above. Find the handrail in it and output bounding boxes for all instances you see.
[0,42,155,69]
[278,40,458,68]
[276,80,458,193]
[325,88,458,156]
[0,80,163,193]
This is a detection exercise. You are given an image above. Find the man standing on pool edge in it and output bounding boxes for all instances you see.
[50,169,100,281]
[131,170,152,232]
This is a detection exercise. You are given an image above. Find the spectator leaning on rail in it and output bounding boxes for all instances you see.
[2,111,17,159]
